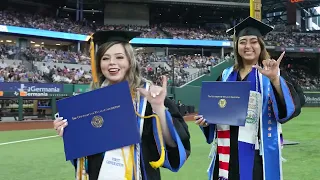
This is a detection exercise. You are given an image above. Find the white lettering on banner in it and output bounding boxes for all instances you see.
[98,147,130,180]
[27,92,48,96]
[238,91,262,144]
[222,42,231,46]
[28,86,60,92]
[0,25,8,32]
[18,83,61,93]
[305,96,320,103]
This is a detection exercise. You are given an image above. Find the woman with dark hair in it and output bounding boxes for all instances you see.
[53,30,191,180]
[195,17,303,180]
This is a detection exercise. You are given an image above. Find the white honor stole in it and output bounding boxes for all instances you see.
[238,90,262,145]
[97,82,149,180]
[239,70,263,146]
[97,147,133,180]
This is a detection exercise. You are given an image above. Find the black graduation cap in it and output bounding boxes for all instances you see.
[91,30,142,45]
[226,17,274,38]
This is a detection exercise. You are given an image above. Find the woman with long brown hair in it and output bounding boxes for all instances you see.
[195,17,303,180]
[53,30,191,180]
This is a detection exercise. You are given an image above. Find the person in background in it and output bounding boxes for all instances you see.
[195,17,303,180]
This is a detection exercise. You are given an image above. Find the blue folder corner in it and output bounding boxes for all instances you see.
[199,81,251,126]
[56,81,140,161]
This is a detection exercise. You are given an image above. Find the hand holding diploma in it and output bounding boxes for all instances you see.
[194,115,209,127]
[53,114,68,136]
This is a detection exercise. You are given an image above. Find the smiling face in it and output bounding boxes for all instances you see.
[100,43,130,84]
[237,35,261,64]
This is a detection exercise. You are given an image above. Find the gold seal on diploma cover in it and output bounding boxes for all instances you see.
[218,99,227,108]
[91,115,104,128]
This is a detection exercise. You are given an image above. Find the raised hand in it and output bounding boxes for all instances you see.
[253,51,285,81]
[137,75,168,111]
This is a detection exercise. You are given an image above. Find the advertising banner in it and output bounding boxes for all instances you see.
[74,84,90,93]
[0,91,71,98]
[304,92,320,107]
[130,38,232,47]
[0,82,63,93]
[275,46,320,53]
[0,25,89,41]
[0,25,232,47]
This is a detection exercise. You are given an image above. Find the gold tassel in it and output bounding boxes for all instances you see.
[90,34,98,84]
[131,89,166,169]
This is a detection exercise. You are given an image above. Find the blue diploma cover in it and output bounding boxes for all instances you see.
[56,81,140,161]
[199,81,251,126]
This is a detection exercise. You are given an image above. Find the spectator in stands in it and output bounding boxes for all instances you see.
[53,30,190,180]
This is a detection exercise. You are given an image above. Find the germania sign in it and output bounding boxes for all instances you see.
[0,82,63,93]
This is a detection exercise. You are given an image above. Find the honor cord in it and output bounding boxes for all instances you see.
[131,90,165,169]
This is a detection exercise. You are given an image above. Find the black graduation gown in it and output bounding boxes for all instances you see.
[210,69,303,180]
[85,97,191,180]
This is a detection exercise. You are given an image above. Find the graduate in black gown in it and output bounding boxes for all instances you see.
[195,17,304,180]
[53,30,191,180]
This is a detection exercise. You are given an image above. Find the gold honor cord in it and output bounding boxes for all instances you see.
[78,157,88,180]
[131,90,165,169]
[134,111,165,168]
[121,145,136,180]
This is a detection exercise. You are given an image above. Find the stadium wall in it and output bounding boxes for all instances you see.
[187,60,234,87]
[173,60,234,111]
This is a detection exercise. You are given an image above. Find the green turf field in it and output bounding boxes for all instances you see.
[0,108,319,180]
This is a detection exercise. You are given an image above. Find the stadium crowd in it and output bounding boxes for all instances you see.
[0,44,219,86]
[1,41,319,90]
[1,9,320,47]
[0,8,319,89]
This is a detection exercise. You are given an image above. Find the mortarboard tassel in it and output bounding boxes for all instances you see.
[90,35,98,85]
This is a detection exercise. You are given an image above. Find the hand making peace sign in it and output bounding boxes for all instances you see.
[137,75,168,110]
[253,51,285,82]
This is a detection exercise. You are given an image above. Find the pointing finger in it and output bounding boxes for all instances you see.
[277,51,285,64]
[161,75,167,89]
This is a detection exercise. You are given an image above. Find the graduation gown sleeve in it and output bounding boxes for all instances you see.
[149,97,191,172]
[199,75,222,144]
[269,69,303,124]
[281,70,306,107]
